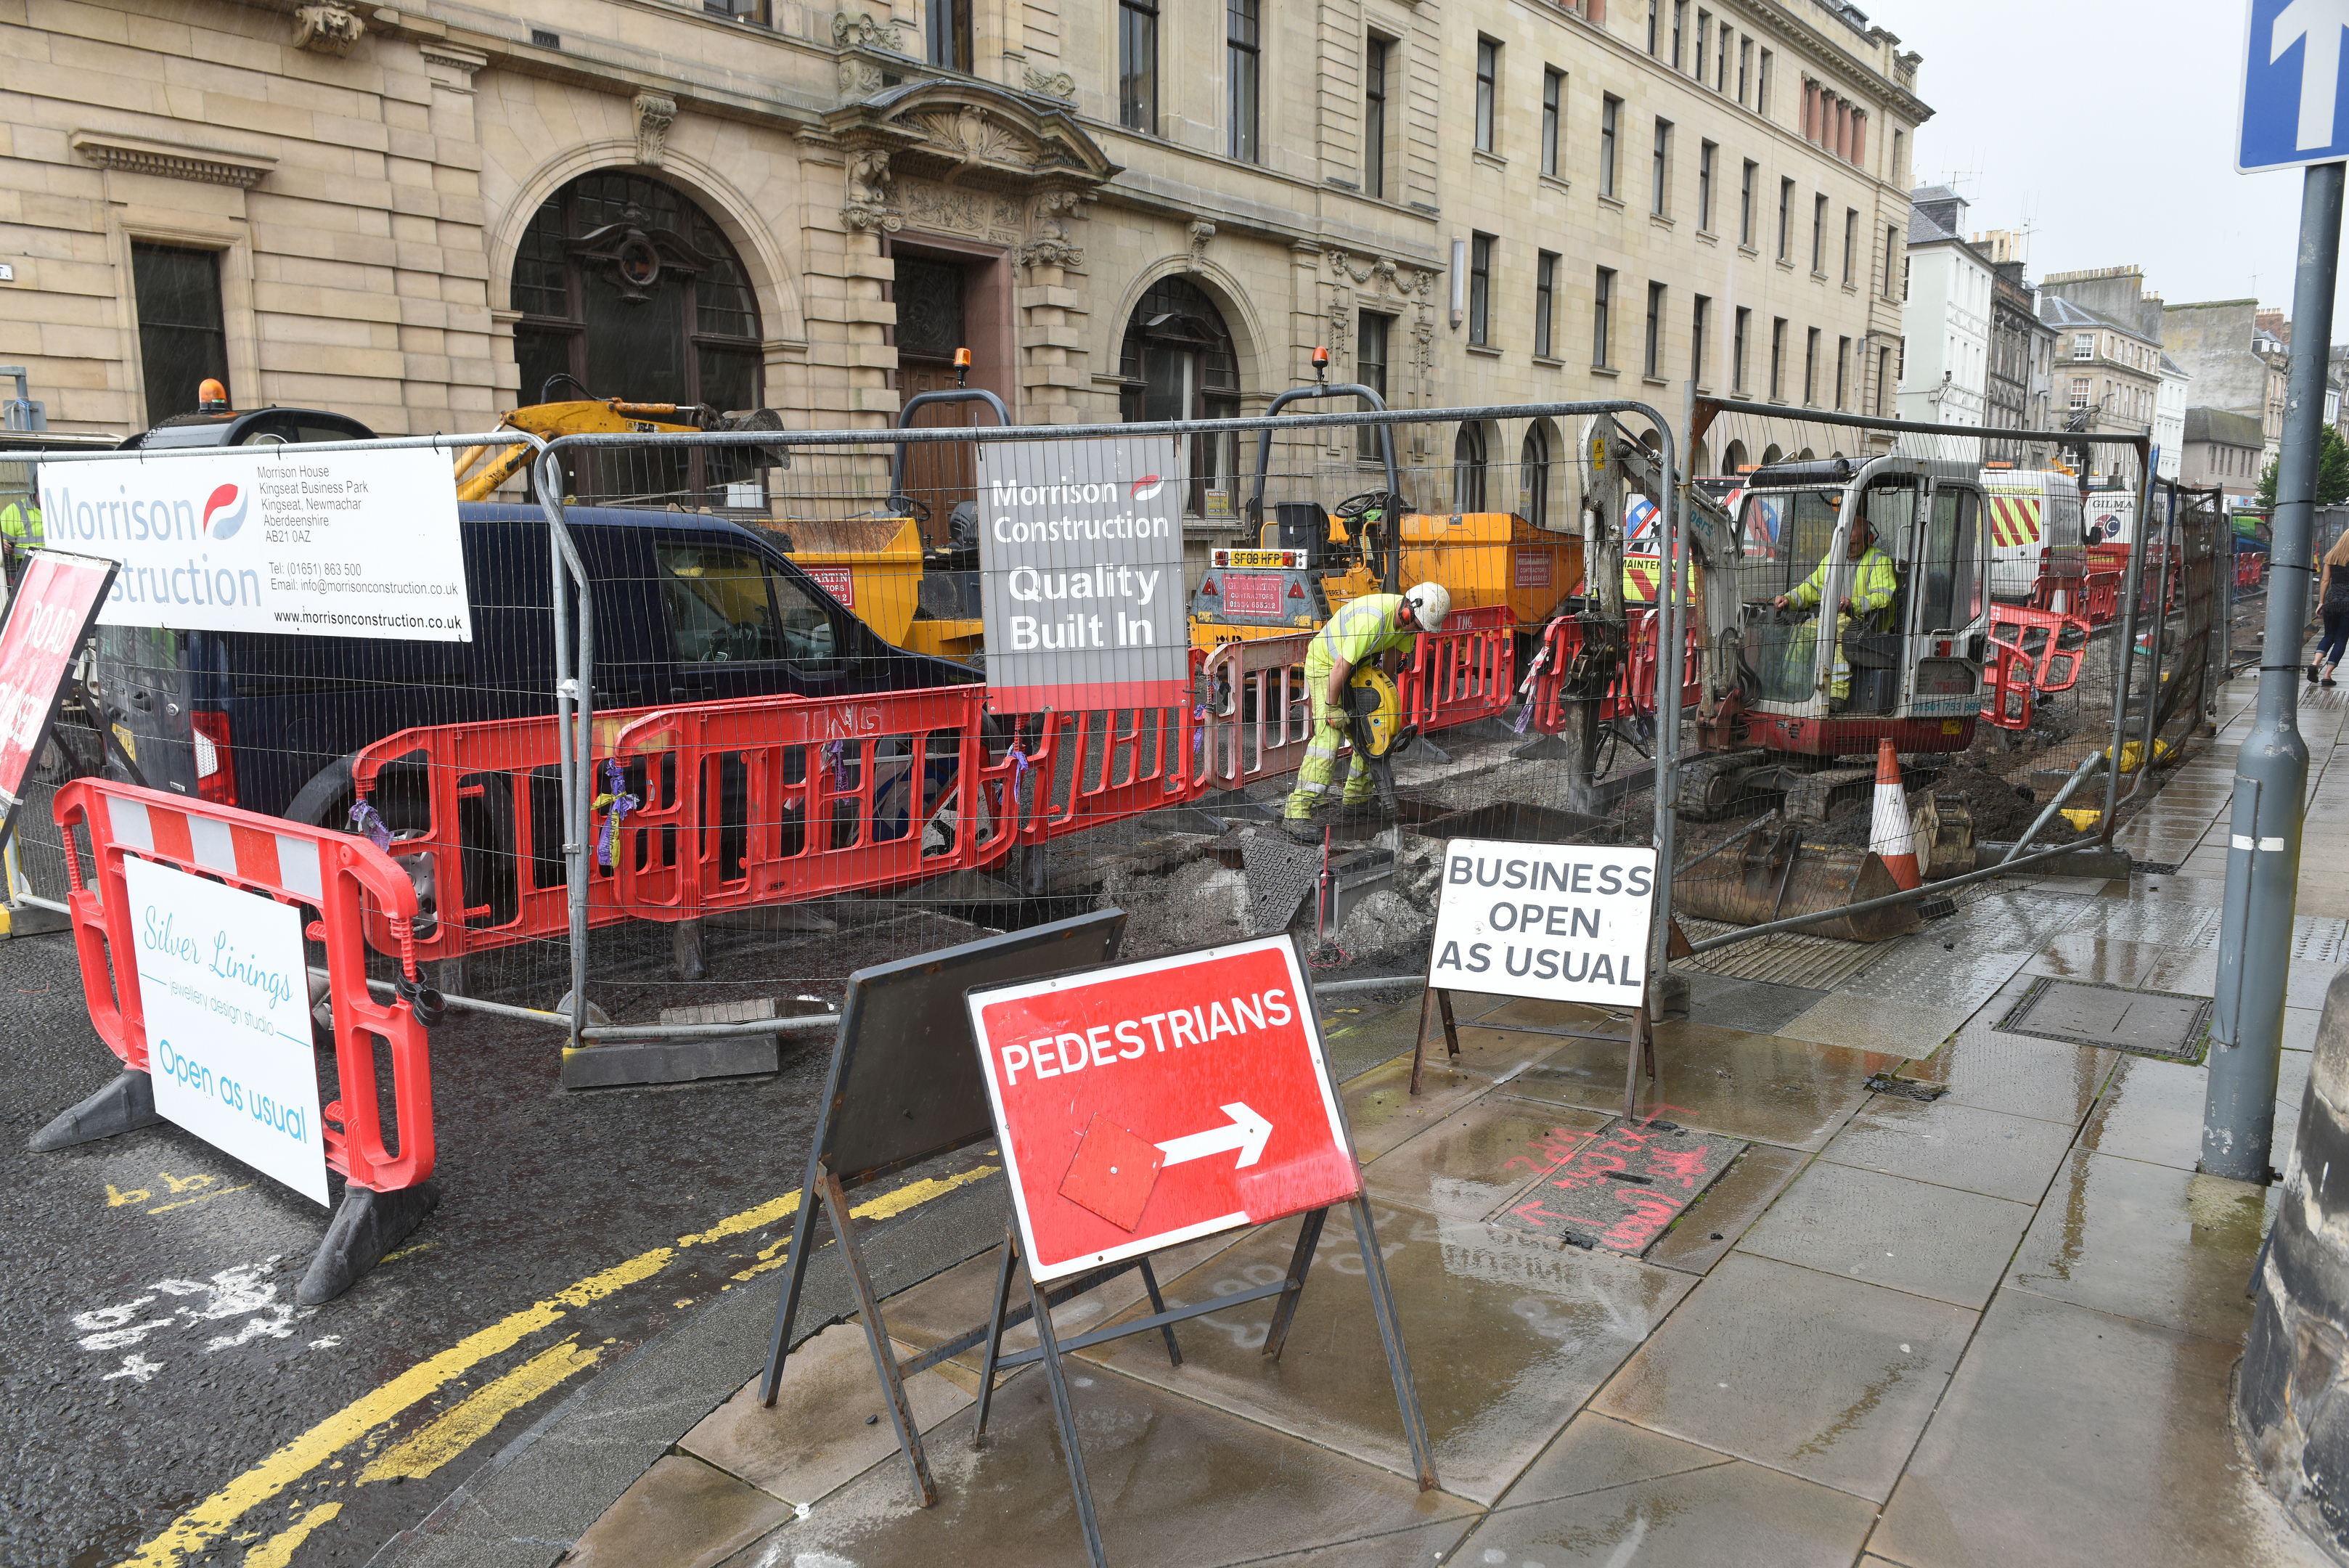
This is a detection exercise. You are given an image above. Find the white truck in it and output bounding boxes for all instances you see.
[1978,467,2087,603]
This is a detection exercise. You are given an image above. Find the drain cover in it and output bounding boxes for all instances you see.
[1995,978,2212,1061]
[1490,1119,1746,1257]
[1239,832,1321,938]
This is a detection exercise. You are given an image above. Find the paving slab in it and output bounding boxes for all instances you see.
[1906,1021,2115,1127]
[679,1322,974,1506]
[1362,1095,1615,1223]
[1871,1292,2332,1568]
[1776,994,1959,1055]
[2006,1151,2273,1344]
[1343,1052,1498,1161]
[1471,1021,1893,1151]
[2079,1053,2234,1172]
[716,1362,1479,1568]
[1733,1160,2034,1310]
[1645,1144,1812,1277]
[1821,1095,2079,1204]
[2020,934,2168,987]
[1591,1252,1974,1502]
[1081,1209,1692,1504]
[1464,1412,1877,1567]
[566,1454,797,1568]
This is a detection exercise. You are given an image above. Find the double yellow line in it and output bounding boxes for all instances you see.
[122,1166,997,1567]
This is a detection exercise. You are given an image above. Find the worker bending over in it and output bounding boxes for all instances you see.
[1774,518,1895,705]
[1282,583,1450,840]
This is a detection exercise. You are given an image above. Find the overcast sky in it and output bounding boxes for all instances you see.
[1887,0,2347,332]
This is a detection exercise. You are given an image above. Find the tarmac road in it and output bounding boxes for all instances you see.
[0,912,1008,1568]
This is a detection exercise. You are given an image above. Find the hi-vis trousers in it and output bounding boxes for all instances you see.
[1282,652,1372,820]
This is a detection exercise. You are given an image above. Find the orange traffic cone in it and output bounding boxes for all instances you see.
[1871,737,1921,890]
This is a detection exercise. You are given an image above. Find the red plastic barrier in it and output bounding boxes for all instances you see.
[52,777,436,1193]
[2079,570,2123,626]
[1983,642,2037,732]
[2238,552,2266,589]
[1987,603,2093,694]
[1522,606,1698,735]
[1398,604,1516,733]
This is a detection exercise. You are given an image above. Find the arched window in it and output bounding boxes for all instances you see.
[1453,424,1487,513]
[511,173,764,504]
[1761,443,1784,467]
[1519,423,1551,528]
[1723,439,1749,476]
[1120,276,1241,514]
[512,173,761,411]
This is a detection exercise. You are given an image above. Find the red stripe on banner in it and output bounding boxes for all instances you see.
[150,807,193,865]
[988,680,1189,714]
[230,824,282,889]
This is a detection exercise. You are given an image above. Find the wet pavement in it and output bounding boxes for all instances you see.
[412,664,2345,1568]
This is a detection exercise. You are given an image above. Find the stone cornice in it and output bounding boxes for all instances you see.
[1722,0,1932,125]
[70,130,277,188]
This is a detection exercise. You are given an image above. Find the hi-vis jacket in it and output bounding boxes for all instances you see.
[1787,545,1897,626]
[1307,593,1418,671]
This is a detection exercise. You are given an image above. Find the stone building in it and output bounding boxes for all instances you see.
[0,0,1927,543]
[2165,298,2288,467]
[2035,271,2160,485]
[2181,406,2265,504]
[1972,229,2054,467]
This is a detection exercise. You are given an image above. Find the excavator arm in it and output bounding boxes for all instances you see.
[454,399,786,502]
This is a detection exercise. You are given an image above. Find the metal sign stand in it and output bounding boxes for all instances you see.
[968,1191,1434,1568]
[1407,986,1653,1118]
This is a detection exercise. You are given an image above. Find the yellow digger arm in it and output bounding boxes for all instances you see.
[453,399,703,502]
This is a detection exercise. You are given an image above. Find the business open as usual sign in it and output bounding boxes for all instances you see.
[1426,838,1659,1005]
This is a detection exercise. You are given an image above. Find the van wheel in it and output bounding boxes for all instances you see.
[285,754,363,833]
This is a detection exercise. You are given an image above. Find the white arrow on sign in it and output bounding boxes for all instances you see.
[2275,0,2349,150]
[1156,1102,1275,1169]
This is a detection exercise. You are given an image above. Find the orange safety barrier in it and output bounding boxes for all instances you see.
[53,777,436,1193]
[2079,569,2123,626]
[1521,606,1698,735]
[2238,552,2266,589]
[1015,649,1209,841]
[1982,603,2093,732]
[1398,604,1516,733]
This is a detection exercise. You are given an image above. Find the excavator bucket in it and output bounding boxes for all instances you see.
[1672,821,1921,944]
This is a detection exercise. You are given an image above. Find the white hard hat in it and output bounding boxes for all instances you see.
[1404,581,1450,630]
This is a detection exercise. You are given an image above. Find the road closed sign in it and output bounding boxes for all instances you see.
[967,935,1357,1282]
[122,855,330,1204]
[1428,838,1657,1006]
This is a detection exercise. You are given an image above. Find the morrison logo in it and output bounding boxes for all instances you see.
[201,484,248,542]
[1128,474,1164,503]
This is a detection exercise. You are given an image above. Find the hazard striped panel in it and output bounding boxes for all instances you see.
[1985,494,2043,549]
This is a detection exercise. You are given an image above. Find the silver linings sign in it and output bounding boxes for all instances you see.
[974,437,1189,711]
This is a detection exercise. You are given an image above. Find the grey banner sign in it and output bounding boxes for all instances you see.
[975,436,1188,711]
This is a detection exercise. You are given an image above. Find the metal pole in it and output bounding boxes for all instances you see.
[1647,383,1690,1005]
[2206,158,2343,1183]
[2100,438,2157,836]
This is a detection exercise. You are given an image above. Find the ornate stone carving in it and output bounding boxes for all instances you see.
[1326,291,1351,359]
[1022,65,1077,100]
[419,43,486,91]
[1325,249,1373,286]
[1186,220,1215,274]
[70,131,274,188]
[632,92,677,167]
[839,56,884,97]
[914,105,1035,172]
[842,148,898,231]
[292,3,364,55]
[833,9,910,50]
[1018,188,1084,269]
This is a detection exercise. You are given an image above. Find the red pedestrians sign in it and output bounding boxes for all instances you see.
[967,935,1358,1282]
[0,550,117,852]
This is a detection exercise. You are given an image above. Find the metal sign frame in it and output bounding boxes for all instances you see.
[755,907,1139,1506]
[0,549,115,856]
[960,930,1435,1568]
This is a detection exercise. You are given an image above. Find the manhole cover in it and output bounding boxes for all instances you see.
[1490,1118,1746,1257]
[1238,832,1321,938]
[1994,978,2212,1061]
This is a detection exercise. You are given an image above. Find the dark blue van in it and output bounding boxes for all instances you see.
[90,502,977,834]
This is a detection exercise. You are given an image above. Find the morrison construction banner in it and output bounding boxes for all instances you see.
[36,447,473,641]
[974,436,1188,711]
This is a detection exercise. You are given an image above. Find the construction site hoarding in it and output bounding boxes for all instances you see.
[975,436,1188,712]
[35,447,473,641]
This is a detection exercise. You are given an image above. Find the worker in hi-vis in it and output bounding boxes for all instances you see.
[1281,582,1450,841]
[1776,518,1895,705]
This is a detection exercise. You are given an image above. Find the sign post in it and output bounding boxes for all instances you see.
[0,549,115,854]
[2208,2,2349,1181]
[1421,838,1661,1116]
[965,934,1435,1566]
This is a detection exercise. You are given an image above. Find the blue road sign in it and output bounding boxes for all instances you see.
[2242,0,2349,171]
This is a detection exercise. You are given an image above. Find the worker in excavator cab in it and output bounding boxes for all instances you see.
[1773,513,1896,706]
[1282,582,1450,841]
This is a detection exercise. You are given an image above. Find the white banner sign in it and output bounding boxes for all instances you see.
[1427,838,1657,1006]
[123,857,330,1204]
[38,447,473,641]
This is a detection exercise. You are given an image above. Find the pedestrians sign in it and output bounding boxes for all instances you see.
[968,934,1359,1283]
[1427,838,1658,1005]
[0,549,115,854]
[2239,0,2349,172]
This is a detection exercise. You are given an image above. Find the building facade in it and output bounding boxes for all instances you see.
[1972,231,2054,465]
[0,0,1928,544]
[2181,406,2264,503]
[2035,282,2158,485]
[2165,298,2289,467]
[1892,184,1989,427]
[2155,352,2186,481]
